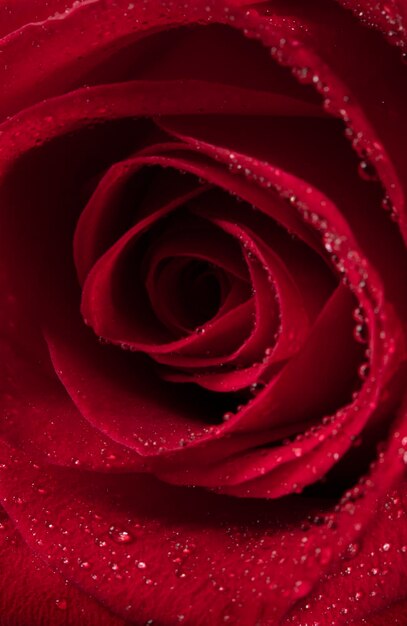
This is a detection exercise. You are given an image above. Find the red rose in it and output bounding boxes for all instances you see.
[0,0,406,624]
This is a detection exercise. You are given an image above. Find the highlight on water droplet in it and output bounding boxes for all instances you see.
[345,542,360,559]
[108,525,135,544]
[293,579,312,597]
[55,598,68,610]
[358,160,378,181]
[354,322,368,344]
[358,362,370,380]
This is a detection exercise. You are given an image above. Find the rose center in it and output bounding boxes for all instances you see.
[176,260,224,329]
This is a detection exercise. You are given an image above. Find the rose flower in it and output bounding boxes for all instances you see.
[0,1,406,624]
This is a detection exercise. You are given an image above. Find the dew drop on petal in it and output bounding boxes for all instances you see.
[381,194,393,212]
[55,598,67,610]
[381,194,399,221]
[109,526,135,544]
[345,542,361,559]
[293,579,312,597]
[354,323,368,344]
[353,306,365,323]
[250,382,264,395]
[358,362,370,380]
[358,160,378,181]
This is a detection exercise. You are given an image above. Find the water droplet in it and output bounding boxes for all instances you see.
[293,66,311,83]
[381,194,392,212]
[354,323,368,344]
[250,382,264,395]
[381,194,399,221]
[137,561,147,569]
[109,526,134,544]
[345,542,360,559]
[353,306,365,323]
[293,580,312,597]
[358,160,378,181]
[55,598,67,610]
[358,362,370,380]
[382,543,391,552]
[95,538,107,547]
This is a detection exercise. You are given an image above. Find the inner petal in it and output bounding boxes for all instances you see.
[80,203,253,355]
[150,258,226,334]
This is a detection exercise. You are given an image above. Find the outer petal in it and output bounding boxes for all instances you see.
[0,0,91,40]
[336,0,407,53]
[0,508,129,626]
[0,403,405,626]
[283,479,407,626]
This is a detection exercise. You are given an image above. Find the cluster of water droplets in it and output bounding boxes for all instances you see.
[226,3,404,232]
[193,122,403,497]
[0,4,406,623]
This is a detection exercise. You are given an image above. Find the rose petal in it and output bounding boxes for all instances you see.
[0,0,91,40]
[0,405,405,625]
[0,507,128,626]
